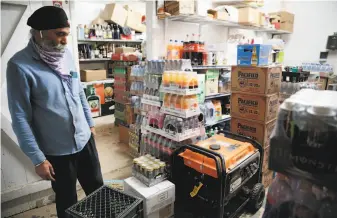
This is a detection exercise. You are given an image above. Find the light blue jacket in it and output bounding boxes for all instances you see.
[7,41,94,165]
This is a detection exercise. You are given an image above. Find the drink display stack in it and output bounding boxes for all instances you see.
[230,44,282,188]
[129,64,146,157]
[133,59,203,186]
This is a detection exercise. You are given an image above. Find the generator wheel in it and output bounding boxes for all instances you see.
[247,183,265,212]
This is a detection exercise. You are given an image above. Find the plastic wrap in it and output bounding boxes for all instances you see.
[264,89,337,218]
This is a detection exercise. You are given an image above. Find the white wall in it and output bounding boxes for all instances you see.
[282,1,337,71]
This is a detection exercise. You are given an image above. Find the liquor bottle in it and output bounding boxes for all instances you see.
[107,25,113,39]
[77,24,84,40]
[89,25,96,38]
[116,27,120,39]
[251,46,258,66]
[84,25,89,39]
[102,45,107,58]
[87,87,101,117]
[103,25,108,39]
[111,26,115,39]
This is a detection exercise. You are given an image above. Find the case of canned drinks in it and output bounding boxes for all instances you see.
[132,155,167,187]
[269,89,337,190]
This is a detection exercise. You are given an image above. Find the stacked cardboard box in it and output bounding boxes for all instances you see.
[231,46,282,187]
[113,63,137,145]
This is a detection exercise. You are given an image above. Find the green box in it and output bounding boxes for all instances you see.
[197,74,205,103]
[205,70,219,96]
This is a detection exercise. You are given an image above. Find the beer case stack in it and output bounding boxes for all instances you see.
[230,44,282,187]
[113,61,138,145]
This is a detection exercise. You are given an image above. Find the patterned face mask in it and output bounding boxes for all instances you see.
[30,37,73,91]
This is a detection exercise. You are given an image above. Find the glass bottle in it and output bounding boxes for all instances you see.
[87,87,101,117]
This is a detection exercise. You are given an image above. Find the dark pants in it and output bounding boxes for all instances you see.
[46,135,104,218]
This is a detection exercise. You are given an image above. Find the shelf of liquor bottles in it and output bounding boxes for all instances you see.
[78,39,143,43]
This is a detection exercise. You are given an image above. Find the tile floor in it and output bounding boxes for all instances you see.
[10,115,264,218]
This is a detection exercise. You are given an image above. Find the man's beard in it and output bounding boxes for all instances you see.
[40,39,66,52]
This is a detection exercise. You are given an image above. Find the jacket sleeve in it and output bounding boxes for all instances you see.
[79,80,95,127]
[7,61,46,165]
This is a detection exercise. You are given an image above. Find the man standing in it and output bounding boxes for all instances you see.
[7,6,103,217]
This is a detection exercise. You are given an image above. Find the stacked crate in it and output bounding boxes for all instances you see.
[230,45,282,188]
[113,61,138,145]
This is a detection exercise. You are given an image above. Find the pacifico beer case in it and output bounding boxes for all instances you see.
[231,92,279,122]
[231,66,282,95]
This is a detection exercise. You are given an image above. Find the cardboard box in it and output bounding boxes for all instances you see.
[262,145,270,173]
[231,66,282,95]
[195,0,212,17]
[126,104,135,125]
[237,44,272,66]
[230,116,276,149]
[82,80,114,117]
[225,6,238,23]
[262,170,274,188]
[165,0,195,16]
[124,177,175,217]
[238,7,259,26]
[80,69,106,82]
[207,9,229,21]
[269,11,294,33]
[115,102,126,121]
[102,3,127,27]
[118,124,129,144]
[197,74,205,104]
[115,47,136,54]
[231,92,279,122]
[205,70,219,96]
[125,9,146,32]
[147,204,174,218]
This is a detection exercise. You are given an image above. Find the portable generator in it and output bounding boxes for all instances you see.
[172,131,265,218]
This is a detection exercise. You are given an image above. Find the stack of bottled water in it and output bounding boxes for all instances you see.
[280,81,321,95]
[131,65,145,77]
[302,63,333,72]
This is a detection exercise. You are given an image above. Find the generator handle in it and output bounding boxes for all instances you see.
[172,144,226,178]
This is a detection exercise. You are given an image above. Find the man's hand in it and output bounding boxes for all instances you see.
[90,127,96,136]
[35,160,55,181]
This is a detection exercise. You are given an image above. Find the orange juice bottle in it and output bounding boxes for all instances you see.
[176,71,184,89]
[170,71,177,88]
[192,95,198,110]
[170,94,177,109]
[163,93,171,108]
[188,73,194,89]
[181,72,189,89]
[192,74,198,89]
[182,96,188,110]
[163,71,170,87]
[167,39,174,60]
[175,95,183,111]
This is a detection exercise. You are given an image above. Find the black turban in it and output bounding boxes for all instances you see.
[27,6,70,30]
